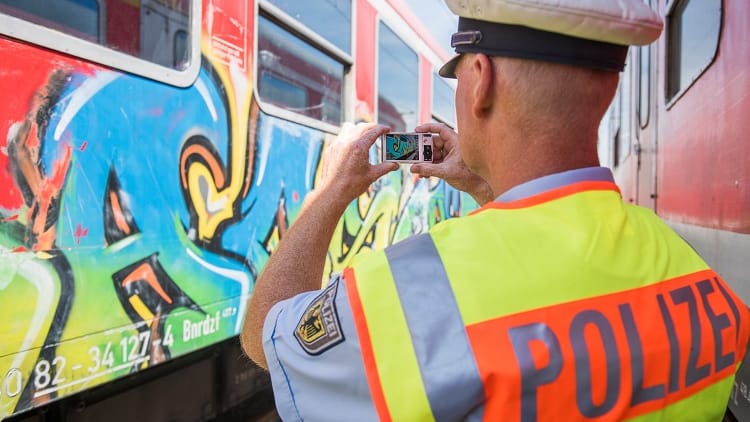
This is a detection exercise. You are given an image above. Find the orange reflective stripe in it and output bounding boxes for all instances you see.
[343,267,392,422]
[469,181,621,214]
[466,269,750,421]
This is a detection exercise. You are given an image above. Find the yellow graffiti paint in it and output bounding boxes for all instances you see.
[128,295,155,326]
[183,40,254,241]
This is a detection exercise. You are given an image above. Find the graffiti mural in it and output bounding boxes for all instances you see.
[0,7,477,422]
[0,43,258,415]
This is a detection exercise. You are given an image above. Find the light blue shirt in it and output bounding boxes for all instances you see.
[497,166,614,202]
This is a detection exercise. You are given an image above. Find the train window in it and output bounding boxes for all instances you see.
[263,0,351,54]
[378,23,419,132]
[636,0,654,127]
[665,0,721,103]
[0,0,99,40]
[257,14,345,126]
[0,0,200,86]
[138,0,193,69]
[432,74,456,128]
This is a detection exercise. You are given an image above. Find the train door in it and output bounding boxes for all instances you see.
[599,0,660,208]
[634,25,658,210]
[606,54,638,204]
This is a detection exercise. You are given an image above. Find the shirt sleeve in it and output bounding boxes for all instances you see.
[262,274,379,422]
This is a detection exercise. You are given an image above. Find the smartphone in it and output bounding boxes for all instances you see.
[381,132,433,163]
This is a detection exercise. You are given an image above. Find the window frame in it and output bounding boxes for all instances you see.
[664,0,723,108]
[254,0,353,134]
[0,0,202,87]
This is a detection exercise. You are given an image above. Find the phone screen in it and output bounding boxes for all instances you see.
[384,133,420,161]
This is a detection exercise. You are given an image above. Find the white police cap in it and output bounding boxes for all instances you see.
[439,0,664,78]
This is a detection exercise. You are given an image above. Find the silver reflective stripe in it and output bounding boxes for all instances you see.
[385,234,485,421]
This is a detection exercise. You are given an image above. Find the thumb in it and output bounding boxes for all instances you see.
[410,163,445,179]
[373,162,399,179]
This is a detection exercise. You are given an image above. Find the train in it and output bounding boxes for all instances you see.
[598,0,750,419]
[0,0,470,420]
[3,0,749,419]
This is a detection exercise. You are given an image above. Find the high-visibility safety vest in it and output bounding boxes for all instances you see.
[343,181,750,422]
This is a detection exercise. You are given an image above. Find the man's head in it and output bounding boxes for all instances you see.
[441,0,663,188]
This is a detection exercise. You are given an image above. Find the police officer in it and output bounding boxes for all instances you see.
[241,0,750,420]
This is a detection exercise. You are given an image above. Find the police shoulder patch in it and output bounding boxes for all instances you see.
[294,278,345,355]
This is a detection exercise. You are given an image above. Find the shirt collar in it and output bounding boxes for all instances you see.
[496,167,614,203]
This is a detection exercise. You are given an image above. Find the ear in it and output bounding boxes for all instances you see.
[470,54,495,118]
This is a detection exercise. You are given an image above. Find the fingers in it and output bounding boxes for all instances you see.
[410,162,447,180]
[334,122,357,144]
[322,123,396,192]
[415,122,456,140]
[357,124,390,150]
[409,163,428,177]
[415,122,447,134]
[336,122,389,156]
[336,122,378,143]
[415,123,456,152]
[372,162,399,179]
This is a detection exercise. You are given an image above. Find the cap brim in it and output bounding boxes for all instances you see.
[438,54,462,79]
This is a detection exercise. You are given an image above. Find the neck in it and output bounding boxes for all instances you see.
[481,126,601,198]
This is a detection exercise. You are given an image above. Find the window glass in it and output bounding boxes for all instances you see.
[432,74,456,128]
[616,59,632,165]
[0,0,194,71]
[378,23,419,132]
[597,104,616,168]
[666,0,721,101]
[265,0,351,53]
[0,0,99,40]
[173,29,189,69]
[638,46,650,128]
[257,15,345,125]
[138,0,191,69]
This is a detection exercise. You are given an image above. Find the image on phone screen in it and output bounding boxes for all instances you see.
[384,134,420,161]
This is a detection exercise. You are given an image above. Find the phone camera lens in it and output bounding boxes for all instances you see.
[423,145,432,161]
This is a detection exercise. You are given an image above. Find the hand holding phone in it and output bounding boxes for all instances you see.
[409,123,495,205]
[316,123,398,205]
[381,132,433,163]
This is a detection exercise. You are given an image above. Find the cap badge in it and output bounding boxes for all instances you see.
[451,30,483,48]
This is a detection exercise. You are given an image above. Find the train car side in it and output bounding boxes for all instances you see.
[600,0,750,418]
[0,0,467,419]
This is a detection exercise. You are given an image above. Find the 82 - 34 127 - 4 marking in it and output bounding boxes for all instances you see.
[30,329,164,397]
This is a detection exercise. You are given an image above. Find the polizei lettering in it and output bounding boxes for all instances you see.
[183,311,221,342]
[466,270,749,421]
